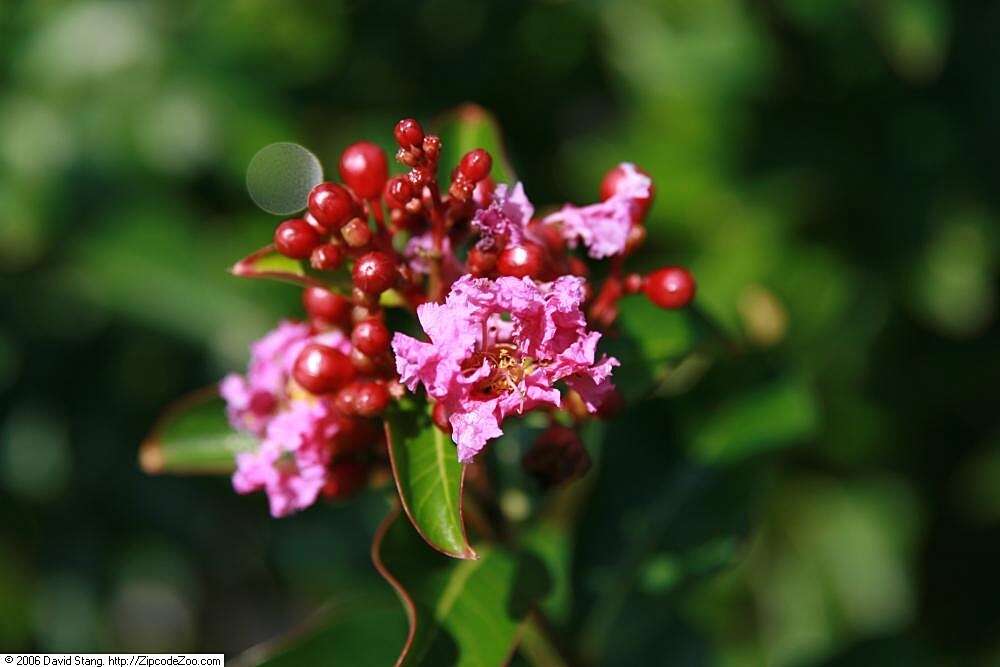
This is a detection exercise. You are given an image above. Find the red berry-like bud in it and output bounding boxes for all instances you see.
[248,390,276,417]
[533,220,567,254]
[303,211,325,233]
[497,242,545,279]
[522,425,591,488]
[352,317,390,356]
[352,251,396,295]
[274,219,320,259]
[625,225,647,255]
[596,387,625,419]
[458,148,492,183]
[353,380,390,417]
[473,177,495,205]
[432,401,452,434]
[599,163,654,222]
[323,460,368,500]
[340,217,372,248]
[292,343,355,394]
[349,347,378,375]
[568,257,589,277]
[334,383,358,415]
[467,246,497,277]
[302,286,350,324]
[384,176,413,209]
[645,266,696,309]
[339,141,388,200]
[310,243,344,271]
[623,272,645,294]
[394,118,424,149]
[423,135,442,161]
[407,166,433,189]
[308,182,356,230]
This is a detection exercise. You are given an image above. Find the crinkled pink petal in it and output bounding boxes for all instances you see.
[471,182,535,249]
[449,398,504,463]
[232,449,274,495]
[611,163,652,201]
[546,200,631,259]
[263,460,327,518]
[564,356,620,413]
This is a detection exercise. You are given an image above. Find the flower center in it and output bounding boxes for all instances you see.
[461,343,533,398]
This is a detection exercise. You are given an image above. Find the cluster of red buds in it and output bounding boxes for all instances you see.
[227,116,696,515]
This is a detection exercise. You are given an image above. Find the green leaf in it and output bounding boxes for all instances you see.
[374,508,551,666]
[685,375,819,464]
[603,298,716,400]
[235,589,409,667]
[140,389,253,475]
[434,104,517,185]
[384,399,475,559]
[230,243,325,288]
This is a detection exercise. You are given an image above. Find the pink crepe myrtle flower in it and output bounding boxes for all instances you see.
[220,320,311,436]
[544,163,652,259]
[221,322,354,517]
[392,274,619,462]
[471,182,535,249]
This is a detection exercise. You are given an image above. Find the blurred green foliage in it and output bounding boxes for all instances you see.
[1,0,998,664]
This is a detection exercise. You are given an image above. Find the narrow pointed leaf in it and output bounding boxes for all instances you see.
[373,508,551,666]
[384,400,475,559]
[434,104,517,185]
[140,388,252,475]
[230,244,324,288]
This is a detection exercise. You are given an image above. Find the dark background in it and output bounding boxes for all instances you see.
[1,1,999,664]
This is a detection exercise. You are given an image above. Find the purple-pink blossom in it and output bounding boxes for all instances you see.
[471,182,535,249]
[544,162,652,259]
[392,275,619,462]
[220,322,356,517]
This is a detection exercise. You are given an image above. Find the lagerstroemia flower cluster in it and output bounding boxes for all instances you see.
[393,275,618,462]
[221,114,696,516]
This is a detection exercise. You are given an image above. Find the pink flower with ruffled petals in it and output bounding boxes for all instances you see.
[392,275,618,462]
[471,182,535,249]
[544,163,652,259]
[221,322,356,517]
[220,320,311,436]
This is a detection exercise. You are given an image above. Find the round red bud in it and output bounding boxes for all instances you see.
[384,176,413,209]
[394,118,424,149]
[497,242,545,279]
[310,243,344,271]
[274,219,320,259]
[645,266,696,309]
[302,286,350,324]
[308,182,355,230]
[292,343,355,395]
[458,148,492,183]
[339,141,388,200]
[340,217,372,248]
[352,317,390,356]
[352,251,397,295]
[353,380,390,417]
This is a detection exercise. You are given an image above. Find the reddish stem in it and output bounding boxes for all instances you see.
[424,183,448,302]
